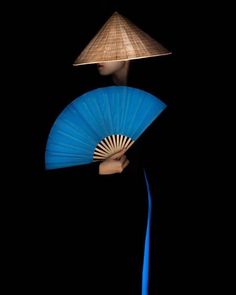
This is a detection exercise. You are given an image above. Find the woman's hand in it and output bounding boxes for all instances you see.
[99,149,129,175]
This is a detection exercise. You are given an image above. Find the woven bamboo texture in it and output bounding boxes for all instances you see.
[73,12,171,66]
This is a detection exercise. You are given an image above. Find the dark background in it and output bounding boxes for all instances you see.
[5,0,224,294]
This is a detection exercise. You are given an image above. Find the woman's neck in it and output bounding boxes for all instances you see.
[112,62,130,86]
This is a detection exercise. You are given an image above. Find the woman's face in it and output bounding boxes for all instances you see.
[97,61,127,76]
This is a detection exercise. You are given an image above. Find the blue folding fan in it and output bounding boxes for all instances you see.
[45,86,166,170]
[45,85,166,295]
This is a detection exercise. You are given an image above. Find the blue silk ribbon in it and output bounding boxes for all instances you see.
[142,170,152,295]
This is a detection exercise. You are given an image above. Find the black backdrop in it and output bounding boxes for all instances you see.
[6,1,220,294]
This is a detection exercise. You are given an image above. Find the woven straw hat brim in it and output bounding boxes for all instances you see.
[73,52,172,66]
[73,12,172,66]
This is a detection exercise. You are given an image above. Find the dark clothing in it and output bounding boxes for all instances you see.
[29,108,169,294]
[42,148,148,294]
[27,63,173,294]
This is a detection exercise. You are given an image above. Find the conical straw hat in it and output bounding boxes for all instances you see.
[73,12,171,66]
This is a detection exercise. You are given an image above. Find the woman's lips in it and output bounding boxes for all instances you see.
[97,64,104,68]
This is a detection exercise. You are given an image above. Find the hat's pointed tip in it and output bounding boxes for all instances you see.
[112,11,121,17]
